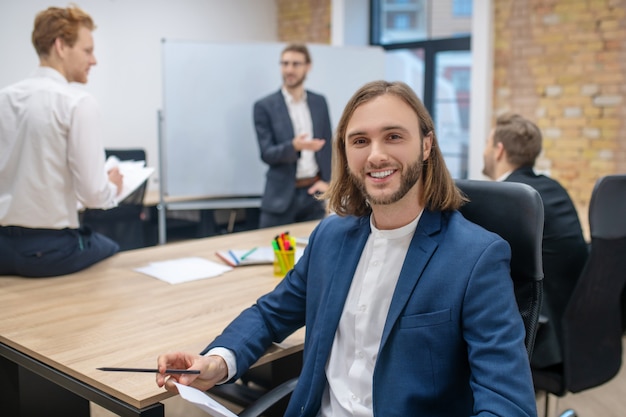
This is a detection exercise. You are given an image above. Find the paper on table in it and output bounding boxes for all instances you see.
[295,236,309,246]
[135,257,232,284]
[174,382,238,417]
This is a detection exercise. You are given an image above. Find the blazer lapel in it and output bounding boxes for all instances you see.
[271,90,294,140]
[379,210,442,348]
[315,218,371,354]
[307,92,321,137]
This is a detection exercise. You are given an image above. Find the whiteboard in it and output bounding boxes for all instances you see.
[161,40,385,198]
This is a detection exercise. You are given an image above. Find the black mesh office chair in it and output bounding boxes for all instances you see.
[455,179,545,357]
[218,179,546,417]
[80,149,149,251]
[533,174,626,417]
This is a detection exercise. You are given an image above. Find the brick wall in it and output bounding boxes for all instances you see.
[276,0,331,43]
[494,0,626,238]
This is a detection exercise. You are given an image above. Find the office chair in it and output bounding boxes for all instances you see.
[80,149,149,251]
[532,174,626,417]
[213,179,545,417]
[236,377,299,417]
[207,350,302,417]
[455,179,545,357]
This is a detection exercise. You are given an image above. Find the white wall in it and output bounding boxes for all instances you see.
[0,0,278,190]
[468,0,493,179]
[331,0,370,46]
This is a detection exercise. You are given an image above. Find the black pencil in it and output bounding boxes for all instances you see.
[97,367,200,374]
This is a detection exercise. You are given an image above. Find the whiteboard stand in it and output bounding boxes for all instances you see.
[157,109,168,245]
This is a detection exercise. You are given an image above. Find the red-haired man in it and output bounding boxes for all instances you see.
[0,6,122,277]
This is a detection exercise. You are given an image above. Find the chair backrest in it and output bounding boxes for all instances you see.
[562,174,626,392]
[455,179,544,357]
[105,148,146,162]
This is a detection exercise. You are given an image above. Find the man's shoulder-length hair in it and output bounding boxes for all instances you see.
[323,80,466,217]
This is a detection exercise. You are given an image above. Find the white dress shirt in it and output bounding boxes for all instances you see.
[208,213,421,416]
[319,213,420,417]
[281,88,319,179]
[0,67,117,229]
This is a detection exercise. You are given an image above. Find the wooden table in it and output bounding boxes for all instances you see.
[0,222,317,417]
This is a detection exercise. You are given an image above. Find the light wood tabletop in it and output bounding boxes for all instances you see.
[0,221,317,411]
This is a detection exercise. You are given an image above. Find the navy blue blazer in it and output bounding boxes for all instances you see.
[204,211,537,416]
[253,90,332,214]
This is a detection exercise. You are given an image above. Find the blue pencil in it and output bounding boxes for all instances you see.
[228,250,240,265]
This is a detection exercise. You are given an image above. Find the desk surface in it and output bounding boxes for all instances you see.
[0,221,317,410]
[144,189,205,206]
[143,190,261,208]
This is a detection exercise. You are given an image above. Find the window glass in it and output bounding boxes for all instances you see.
[452,0,473,17]
[371,0,472,45]
[434,50,471,178]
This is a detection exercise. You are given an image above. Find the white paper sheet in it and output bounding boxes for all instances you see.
[77,157,154,210]
[135,257,232,284]
[114,159,155,204]
[174,382,238,417]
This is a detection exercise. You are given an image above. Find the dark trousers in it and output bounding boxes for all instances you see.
[0,226,119,278]
[260,188,326,229]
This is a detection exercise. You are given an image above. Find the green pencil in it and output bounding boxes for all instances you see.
[240,247,258,260]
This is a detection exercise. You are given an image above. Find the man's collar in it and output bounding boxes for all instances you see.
[281,86,307,103]
[496,170,513,182]
[33,66,68,84]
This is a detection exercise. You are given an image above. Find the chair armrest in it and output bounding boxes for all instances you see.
[237,377,298,417]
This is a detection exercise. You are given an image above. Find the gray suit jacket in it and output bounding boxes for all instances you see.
[253,90,332,214]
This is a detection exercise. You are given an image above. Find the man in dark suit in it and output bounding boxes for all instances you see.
[483,112,589,369]
[253,43,332,228]
[157,81,536,416]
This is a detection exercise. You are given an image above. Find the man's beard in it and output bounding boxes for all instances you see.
[350,157,423,206]
[283,73,306,89]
